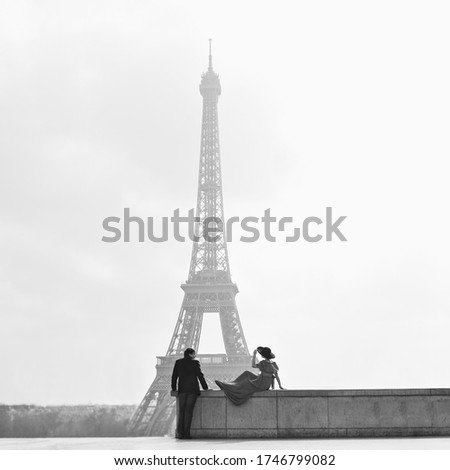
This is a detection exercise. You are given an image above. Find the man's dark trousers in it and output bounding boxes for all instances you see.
[176,392,198,439]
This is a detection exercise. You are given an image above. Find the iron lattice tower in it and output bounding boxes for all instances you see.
[128,41,251,436]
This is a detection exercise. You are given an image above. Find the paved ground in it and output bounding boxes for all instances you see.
[1,437,450,450]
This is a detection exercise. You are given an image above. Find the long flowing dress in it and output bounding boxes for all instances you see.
[215,360,279,405]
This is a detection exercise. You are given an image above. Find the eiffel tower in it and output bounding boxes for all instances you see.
[128,41,252,436]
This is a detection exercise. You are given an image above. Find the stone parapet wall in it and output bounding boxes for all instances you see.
[182,389,450,438]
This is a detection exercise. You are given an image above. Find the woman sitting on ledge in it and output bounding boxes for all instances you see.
[215,346,284,405]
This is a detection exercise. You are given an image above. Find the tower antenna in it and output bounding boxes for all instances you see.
[208,38,212,70]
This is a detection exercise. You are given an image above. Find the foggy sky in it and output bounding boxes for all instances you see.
[1,0,450,405]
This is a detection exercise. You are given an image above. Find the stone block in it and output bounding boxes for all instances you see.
[278,397,328,428]
[404,396,432,427]
[329,397,380,428]
[226,397,277,429]
[432,396,450,427]
[378,397,407,428]
[190,401,201,430]
[200,396,226,429]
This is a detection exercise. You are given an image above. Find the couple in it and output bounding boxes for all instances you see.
[171,346,284,439]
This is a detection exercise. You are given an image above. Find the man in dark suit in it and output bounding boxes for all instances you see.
[171,347,209,439]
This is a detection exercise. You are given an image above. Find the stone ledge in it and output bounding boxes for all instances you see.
[173,388,450,438]
[179,388,450,397]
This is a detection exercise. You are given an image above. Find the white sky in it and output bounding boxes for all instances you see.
[1,0,450,405]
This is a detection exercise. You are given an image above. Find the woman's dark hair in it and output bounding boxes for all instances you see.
[184,348,195,358]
